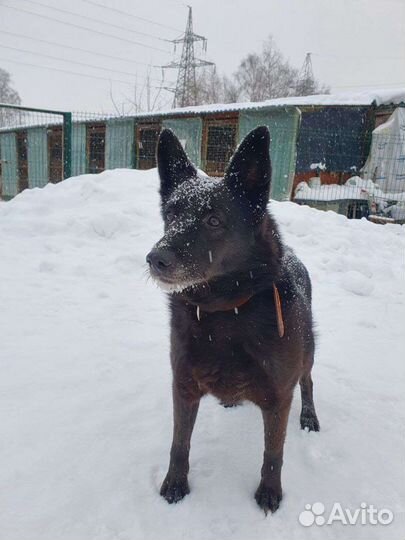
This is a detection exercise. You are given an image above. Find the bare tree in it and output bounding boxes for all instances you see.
[195,68,222,104]
[234,36,298,101]
[0,67,21,127]
[193,35,329,106]
[194,69,241,105]
[0,67,20,105]
[222,75,241,103]
[109,67,168,115]
[234,38,329,101]
[294,76,330,97]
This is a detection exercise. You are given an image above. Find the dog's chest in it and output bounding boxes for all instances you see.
[179,307,275,402]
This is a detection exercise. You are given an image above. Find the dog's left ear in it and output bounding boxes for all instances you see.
[224,126,271,214]
[157,129,197,204]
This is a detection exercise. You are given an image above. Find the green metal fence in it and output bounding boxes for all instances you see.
[1,101,403,222]
[106,118,135,169]
[239,107,300,201]
[0,103,71,199]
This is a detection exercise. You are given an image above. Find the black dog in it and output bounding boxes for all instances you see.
[146,126,320,514]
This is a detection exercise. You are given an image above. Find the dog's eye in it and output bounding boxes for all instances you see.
[166,210,175,223]
[207,215,221,228]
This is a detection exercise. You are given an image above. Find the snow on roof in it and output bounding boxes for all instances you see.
[135,88,405,119]
[1,89,404,131]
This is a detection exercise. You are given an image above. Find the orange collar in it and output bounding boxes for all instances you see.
[272,283,285,338]
[196,284,285,338]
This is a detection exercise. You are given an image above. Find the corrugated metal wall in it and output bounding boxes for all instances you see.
[106,118,134,169]
[0,132,18,198]
[162,117,202,167]
[71,123,86,176]
[27,127,48,188]
[239,107,300,201]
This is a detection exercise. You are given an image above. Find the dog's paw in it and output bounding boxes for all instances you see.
[300,409,320,432]
[254,481,282,514]
[160,475,190,504]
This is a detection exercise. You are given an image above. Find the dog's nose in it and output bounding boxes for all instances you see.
[146,249,175,273]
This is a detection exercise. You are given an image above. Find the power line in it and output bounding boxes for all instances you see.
[313,52,405,61]
[1,3,171,55]
[0,56,135,85]
[0,43,144,79]
[80,0,183,33]
[0,42,168,84]
[1,30,151,68]
[21,0,170,44]
[0,56,173,89]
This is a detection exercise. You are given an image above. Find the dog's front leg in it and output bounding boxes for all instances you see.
[160,381,200,504]
[255,395,293,514]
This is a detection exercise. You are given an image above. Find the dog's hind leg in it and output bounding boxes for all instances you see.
[160,382,200,504]
[300,362,320,432]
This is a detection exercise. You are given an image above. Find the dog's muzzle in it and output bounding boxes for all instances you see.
[146,248,176,276]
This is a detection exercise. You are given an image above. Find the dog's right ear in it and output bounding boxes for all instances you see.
[157,129,197,204]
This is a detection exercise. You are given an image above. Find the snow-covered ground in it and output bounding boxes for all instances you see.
[1,169,404,540]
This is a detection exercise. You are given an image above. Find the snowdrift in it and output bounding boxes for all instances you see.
[0,169,404,540]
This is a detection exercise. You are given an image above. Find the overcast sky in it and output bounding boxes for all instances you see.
[0,0,404,114]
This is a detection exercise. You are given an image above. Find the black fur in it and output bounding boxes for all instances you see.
[146,127,320,514]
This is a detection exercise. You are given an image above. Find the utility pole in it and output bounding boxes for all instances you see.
[161,6,214,108]
[296,52,315,96]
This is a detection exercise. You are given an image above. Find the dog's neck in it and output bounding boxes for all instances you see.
[171,265,285,338]
[173,263,278,313]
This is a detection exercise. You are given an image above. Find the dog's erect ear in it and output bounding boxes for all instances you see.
[224,126,271,214]
[157,129,197,204]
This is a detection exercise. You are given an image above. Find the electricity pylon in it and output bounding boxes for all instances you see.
[161,6,214,108]
[296,52,316,96]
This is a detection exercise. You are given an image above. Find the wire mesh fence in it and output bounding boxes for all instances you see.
[1,102,404,223]
[0,103,72,198]
[293,112,405,222]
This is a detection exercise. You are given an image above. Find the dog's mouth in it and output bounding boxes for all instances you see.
[149,273,205,294]
[146,247,208,294]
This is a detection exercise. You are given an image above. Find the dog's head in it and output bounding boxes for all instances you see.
[146,126,280,292]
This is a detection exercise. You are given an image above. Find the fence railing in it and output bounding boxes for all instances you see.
[0,104,72,193]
